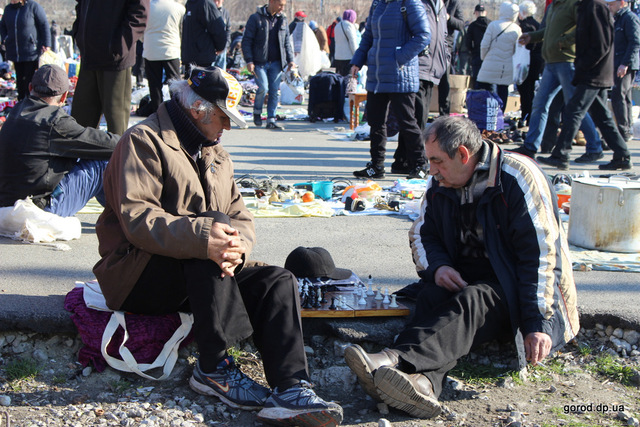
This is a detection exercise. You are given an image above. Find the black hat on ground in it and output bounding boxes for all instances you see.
[284,247,353,280]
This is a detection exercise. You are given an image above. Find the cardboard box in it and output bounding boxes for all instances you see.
[428,75,471,113]
[504,95,521,113]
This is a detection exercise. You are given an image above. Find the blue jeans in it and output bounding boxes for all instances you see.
[45,159,108,217]
[214,51,227,70]
[253,61,283,119]
[523,62,602,154]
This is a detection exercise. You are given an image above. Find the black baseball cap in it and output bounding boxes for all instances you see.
[284,247,353,280]
[187,66,247,128]
[475,4,485,11]
[31,64,69,96]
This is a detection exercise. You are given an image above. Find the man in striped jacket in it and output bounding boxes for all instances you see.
[345,116,579,419]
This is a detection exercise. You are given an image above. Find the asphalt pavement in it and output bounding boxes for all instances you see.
[1,111,639,334]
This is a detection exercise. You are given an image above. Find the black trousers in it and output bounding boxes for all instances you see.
[611,70,636,141]
[517,57,544,126]
[392,281,511,397]
[15,60,38,101]
[394,80,433,167]
[366,91,425,170]
[144,58,181,115]
[552,84,630,161]
[540,91,564,153]
[120,255,309,390]
[438,63,451,115]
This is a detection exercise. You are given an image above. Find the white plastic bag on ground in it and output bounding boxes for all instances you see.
[280,69,305,104]
[0,198,81,243]
[280,81,304,104]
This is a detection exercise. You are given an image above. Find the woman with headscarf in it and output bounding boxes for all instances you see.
[476,2,521,108]
[333,9,359,77]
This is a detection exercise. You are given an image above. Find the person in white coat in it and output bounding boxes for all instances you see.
[333,9,359,77]
[476,2,521,108]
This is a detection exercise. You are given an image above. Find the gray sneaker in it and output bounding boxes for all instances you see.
[257,380,343,426]
[189,357,271,410]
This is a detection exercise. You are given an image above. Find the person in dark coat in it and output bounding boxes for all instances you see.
[0,0,50,100]
[517,1,543,126]
[607,0,640,141]
[71,0,149,136]
[50,19,59,52]
[345,115,579,420]
[466,4,490,84]
[0,65,119,216]
[538,0,633,170]
[212,0,230,69]
[181,0,226,75]
[242,0,295,130]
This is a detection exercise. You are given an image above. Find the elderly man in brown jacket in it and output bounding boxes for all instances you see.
[93,66,342,427]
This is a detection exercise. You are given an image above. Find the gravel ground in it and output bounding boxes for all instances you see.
[1,324,640,427]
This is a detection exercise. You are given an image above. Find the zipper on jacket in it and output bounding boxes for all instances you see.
[374,5,391,93]
[13,8,20,62]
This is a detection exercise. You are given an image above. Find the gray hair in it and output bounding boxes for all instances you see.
[519,1,537,17]
[169,79,216,116]
[423,116,483,159]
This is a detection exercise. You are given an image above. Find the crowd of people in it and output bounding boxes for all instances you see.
[0,0,635,425]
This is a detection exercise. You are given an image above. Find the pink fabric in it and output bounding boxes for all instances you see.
[64,287,193,372]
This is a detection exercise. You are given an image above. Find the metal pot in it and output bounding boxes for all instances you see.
[567,176,640,253]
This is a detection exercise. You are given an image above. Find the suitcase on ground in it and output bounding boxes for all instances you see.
[308,72,346,122]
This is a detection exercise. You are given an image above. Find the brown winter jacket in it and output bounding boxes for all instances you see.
[93,102,255,310]
[313,26,330,53]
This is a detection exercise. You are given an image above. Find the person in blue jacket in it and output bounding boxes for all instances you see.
[0,0,50,100]
[350,0,430,180]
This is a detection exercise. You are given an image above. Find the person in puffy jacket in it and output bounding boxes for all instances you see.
[0,0,50,100]
[350,0,430,180]
[476,2,521,108]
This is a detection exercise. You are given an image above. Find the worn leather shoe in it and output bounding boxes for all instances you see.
[574,152,604,163]
[344,344,399,401]
[253,114,262,127]
[537,155,569,170]
[266,121,285,130]
[599,157,633,170]
[374,366,441,419]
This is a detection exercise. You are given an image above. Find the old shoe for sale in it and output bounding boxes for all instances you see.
[374,366,442,419]
[344,344,399,401]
